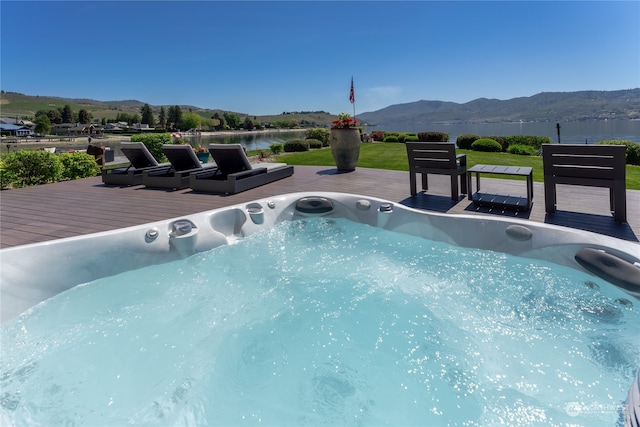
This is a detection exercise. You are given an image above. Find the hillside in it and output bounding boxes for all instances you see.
[0,91,336,127]
[1,89,638,128]
[357,89,640,128]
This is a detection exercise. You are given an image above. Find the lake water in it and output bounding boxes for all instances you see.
[366,119,640,144]
[185,121,639,149]
[42,120,636,160]
[184,130,306,150]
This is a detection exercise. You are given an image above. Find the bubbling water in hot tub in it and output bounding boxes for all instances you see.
[1,216,638,426]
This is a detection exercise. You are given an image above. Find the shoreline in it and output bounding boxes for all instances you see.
[2,128,307,150]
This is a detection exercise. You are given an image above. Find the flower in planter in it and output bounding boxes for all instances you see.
[331,112,358,129]
[196,145,207,153]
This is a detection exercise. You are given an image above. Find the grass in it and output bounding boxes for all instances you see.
[274,142,640,190]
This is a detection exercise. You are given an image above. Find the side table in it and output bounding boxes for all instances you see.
[467,164,533,210]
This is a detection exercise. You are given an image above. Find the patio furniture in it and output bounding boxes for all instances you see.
[142,144,218,190]
[189,144,294,194]
[102,142,170,186]
[467,164,533,210]
[87,144,114,166]
[405,142,467,200]
[542,144,627,222]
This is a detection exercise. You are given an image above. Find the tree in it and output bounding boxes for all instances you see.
[201,117,219,130]
[47,109,62,124]
[167,105,182,130]
[116,112,134,124]
[243,116,254,130]
[60,104,74,123]
[158,106,167,129]
[223,112,241,129]
[273,118,299,129]
[140,103,155,126]
[212,112,225,130]
[34,113,51,135]
[180,111,202,131]
[78,109,91,124]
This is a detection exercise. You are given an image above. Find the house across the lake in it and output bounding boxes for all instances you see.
[52,123,104,136]
[0,123,34,137]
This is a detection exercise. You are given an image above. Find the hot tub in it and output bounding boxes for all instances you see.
[1,192,639,426]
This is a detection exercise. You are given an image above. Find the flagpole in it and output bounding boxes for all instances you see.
[350,76,356,120]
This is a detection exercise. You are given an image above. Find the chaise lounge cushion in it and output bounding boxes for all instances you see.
[162,144,212,172]
[189,144,294,194]
[209,144,254,176]
[121,142,160,169]
[102,142,169,186]
[142,144,218,190]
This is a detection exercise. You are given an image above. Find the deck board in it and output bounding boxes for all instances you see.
[1,165,638,248]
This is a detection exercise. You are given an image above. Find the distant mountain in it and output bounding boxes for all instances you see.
[357,89,640,129]
[2,89,638,129]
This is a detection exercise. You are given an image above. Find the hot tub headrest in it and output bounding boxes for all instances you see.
[575,248,640,294]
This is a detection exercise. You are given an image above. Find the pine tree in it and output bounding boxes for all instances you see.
[78,109,91,124]
[140,104,155,126]
[61,104,73,123]
[158,106,166,129]
[167,105,182,130]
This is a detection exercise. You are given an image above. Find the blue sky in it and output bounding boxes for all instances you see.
[1,1,639,115]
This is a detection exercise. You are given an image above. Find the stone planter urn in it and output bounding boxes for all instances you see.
[330,128,361,171]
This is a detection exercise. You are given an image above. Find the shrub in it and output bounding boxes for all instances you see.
[59,152,101,179]
[485,136,509,151]
[306,138,323,149]
[396,133,417,143]
[383,135,399,143]
[504,135,550,150]
[456,134,479,149]
[130,133,171,162]
[471,138,502,152]
[270,142,284,155]
[0,158,13,189]
[370,131,385,141]
[507,144,537,156]
[283,139,309,152]
[305,128,330,146]
[0,150,63,188]
[597,139,640,165]
[418,131,449,142]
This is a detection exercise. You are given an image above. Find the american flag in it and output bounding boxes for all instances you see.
[349,77,355,104]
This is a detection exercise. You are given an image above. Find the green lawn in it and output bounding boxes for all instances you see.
[273,143,640,190]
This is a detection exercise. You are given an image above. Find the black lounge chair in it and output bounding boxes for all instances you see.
[189,144,294,194]
[142,144,218,190]
[102,142,170,186]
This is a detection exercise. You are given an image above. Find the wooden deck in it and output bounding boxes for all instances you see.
[1,165,638,248]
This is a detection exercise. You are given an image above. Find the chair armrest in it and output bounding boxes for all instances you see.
[456,154,467,167]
